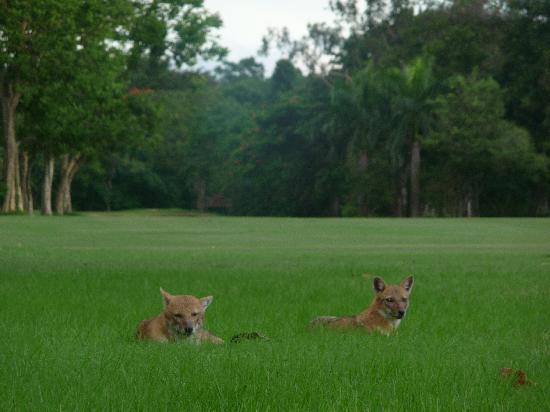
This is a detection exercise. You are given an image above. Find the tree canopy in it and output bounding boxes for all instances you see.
[1,0,549,217]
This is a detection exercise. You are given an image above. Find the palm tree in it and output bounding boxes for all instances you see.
[355,56,436,216]
[395,56,436,217]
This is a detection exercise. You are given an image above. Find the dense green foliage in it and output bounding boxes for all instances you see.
[1,0,549,216]
[1,212,549,409]
[0,0,224,213]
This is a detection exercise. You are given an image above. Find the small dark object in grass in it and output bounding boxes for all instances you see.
[230,332,270,343]
[500,367,535,387]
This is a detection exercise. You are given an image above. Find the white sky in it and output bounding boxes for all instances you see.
[203,0,335,74]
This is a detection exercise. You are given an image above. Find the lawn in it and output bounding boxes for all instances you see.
[0,212,548,410]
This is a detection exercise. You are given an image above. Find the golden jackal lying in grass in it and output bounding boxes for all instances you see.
[136,288,223,344]
[311,276,414,335]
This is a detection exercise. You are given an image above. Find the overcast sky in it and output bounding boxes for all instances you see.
[203,0,335,74]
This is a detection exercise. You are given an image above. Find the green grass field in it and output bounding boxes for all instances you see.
[1,212,549,411]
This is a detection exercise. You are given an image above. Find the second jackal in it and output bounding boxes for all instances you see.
[311,275,414,335]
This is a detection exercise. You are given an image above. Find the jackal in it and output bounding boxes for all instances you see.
[311,276,414,335]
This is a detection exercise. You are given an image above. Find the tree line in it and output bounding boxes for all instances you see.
[2,0,549,217]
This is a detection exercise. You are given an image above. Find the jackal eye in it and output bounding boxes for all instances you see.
[191,312,198,317]
[402,297,408,302]
[174,314,182,318]
[385,297,394,303]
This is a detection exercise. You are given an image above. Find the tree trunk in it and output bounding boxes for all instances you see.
[65,155,82,214]
[330,196,340,217]
[55,154,82,215]
[42,156,55,216]
[55,155,69,215]
[103,156,117,211]
[357,151,369,216]
[357,193,368,216]
[1,79,22,213]
[195,179,206,212]
[463,186,480,217]
[472,188,480,217]
[21,151,33,214]
[465,192,473,218]
[64,180,72,214]
[105,173,113,212]
[409,140,421,217]
[536,193,549,216]
[395,169,408,217]
[14,144,24,211]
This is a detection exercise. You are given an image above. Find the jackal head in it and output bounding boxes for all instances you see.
[160,288,213,337]
[373,276,414,320]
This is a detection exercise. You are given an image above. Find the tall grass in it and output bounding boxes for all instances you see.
[1,213,548,410]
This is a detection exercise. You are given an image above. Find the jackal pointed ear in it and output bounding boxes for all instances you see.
[200,296,213,310]
[401,275,414,292]
[160,287,172,306]
[373,277,386,293]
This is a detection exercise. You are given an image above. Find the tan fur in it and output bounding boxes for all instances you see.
[136,288,223,344]
[311,276,414,335]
